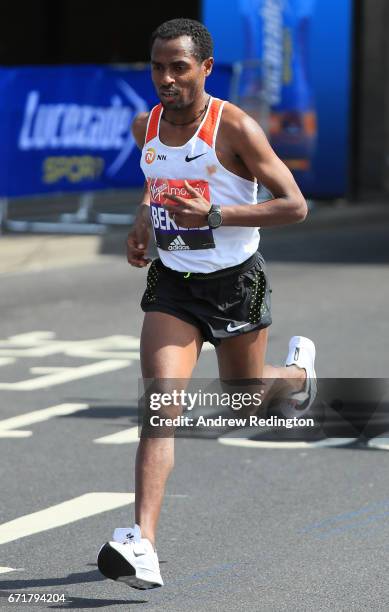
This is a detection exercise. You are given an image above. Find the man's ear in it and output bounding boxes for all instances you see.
[203,57,214,77]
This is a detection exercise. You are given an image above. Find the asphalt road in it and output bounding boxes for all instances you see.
[1,221,389,611]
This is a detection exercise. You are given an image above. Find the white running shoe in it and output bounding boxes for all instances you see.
[97,524,163,589]
[284,336,317,416]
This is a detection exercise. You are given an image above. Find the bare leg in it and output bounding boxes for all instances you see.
[216,328,306,409]
[136,312,202,547]
[216,328,305,379]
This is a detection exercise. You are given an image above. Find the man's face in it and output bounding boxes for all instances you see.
[151,35,213,110]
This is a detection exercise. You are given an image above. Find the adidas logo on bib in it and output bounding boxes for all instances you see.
[168,236,190,250]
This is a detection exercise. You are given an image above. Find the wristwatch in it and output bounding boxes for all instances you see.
[207,205,222,229]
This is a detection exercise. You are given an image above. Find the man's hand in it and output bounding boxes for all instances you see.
[126,205,152,268]
[163,180,211,228]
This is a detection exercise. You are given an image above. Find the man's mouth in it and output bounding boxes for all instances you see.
[160,90,178,100]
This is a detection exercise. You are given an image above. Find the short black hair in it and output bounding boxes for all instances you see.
[150,18,213,62]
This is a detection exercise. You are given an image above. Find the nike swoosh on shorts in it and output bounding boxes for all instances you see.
[226,322,250,332]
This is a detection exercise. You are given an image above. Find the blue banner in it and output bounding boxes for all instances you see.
[238,0,317,191]
[0,65,232,198]
[204,0,353,198]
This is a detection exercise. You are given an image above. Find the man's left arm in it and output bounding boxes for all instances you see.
[163,106,307,228]
[221,107,307,227]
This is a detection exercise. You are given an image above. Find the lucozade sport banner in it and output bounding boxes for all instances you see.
[0,65,232,198]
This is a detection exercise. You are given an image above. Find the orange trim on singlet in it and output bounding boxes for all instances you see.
[145,104,163,144]
[198,98,223,147]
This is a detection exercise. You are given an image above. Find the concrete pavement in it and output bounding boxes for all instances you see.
[1,200,388,274]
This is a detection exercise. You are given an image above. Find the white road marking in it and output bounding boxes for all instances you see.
[219,437,312,449]
[94,426,139,445]
[1,331,52,344]
[0,358,15,367]
[30,367,74,374]
[0,492,135,545]
[0,403,88,434]
[0,359,130,391]
[218,437,358,449]
[0,330,209,390]
[0,431,32,438]
[0,566,23,574]
[0,332,71,357]
[0,332,141,359]
[0,331,220,357]
[367,437,389,450]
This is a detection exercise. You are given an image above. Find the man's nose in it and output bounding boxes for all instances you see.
[160,70,175,86]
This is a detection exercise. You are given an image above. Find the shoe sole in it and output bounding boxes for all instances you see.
[97,543,162,590]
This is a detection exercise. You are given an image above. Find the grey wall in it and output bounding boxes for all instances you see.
[385,29,389,195]
[356,0,389,197]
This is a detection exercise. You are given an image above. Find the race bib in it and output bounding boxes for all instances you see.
[148,178,215,251]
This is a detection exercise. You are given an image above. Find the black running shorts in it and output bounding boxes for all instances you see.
[140,251,272,346]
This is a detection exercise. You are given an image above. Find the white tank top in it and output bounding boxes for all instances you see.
[140,97,260,273]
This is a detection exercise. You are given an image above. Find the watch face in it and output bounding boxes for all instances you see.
[208,210,222,228]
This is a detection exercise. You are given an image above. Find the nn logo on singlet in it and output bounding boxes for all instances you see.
[168,236,190,250]
[145,147,156,164]
[145,149,167,164]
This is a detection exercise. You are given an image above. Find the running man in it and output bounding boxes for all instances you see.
[97,18,316,589]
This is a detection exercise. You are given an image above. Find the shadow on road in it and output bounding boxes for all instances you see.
[0,569,147,608]
[48,596,147,608]
[0,569,103,591]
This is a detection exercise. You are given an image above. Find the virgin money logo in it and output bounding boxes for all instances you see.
[148,178,210,204]
[18,79,148,177]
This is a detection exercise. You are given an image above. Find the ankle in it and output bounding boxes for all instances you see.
[138,526,156,549]
[285,365,307,391]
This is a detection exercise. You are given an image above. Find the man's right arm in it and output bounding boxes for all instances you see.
[127,113,152,268]
[132,111,150,209]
